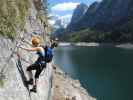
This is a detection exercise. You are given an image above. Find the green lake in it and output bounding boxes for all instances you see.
[53,46,133,100]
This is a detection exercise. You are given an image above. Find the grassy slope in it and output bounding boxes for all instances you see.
[0,0,28,39]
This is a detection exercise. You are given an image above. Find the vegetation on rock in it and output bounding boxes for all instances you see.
[0,0,28,39]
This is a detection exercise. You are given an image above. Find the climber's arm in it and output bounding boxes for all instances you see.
[19,46,40,52]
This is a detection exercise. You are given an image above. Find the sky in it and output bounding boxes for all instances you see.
[48,0,102,26]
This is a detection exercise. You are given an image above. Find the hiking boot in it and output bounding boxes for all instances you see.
[26,79,33,85]
[30,85,37,93]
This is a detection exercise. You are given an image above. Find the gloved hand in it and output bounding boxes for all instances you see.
[16,43,22,48]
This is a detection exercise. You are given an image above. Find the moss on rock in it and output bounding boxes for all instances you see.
[0,0,28,39]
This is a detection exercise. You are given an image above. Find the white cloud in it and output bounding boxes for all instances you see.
[60,14,72,20]
[60,14,72,28]
[97,0,102,2]
[48,14,60,25]
[52,2,79,11]
[48,20,56,25]
[48,14,72,28]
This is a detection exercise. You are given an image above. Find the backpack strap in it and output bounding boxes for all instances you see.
[44,46,48,57]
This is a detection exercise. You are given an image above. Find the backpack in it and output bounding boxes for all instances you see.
[42,46,53,63]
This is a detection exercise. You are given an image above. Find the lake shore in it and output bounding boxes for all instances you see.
[52,64,96,100]
[115,43,133,49]
[59,42,133,49]
[59,42,100,47]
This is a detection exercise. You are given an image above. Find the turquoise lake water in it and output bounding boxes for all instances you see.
[53,46,133,100]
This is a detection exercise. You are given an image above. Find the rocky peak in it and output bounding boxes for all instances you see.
[87,1,100,13]
[67,3,88,32]
[70,3,88,24]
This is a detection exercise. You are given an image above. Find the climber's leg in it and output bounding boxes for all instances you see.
[30,63,46,92]
[26,63,38,85]
[30,69,40,92]
[30,78,38,93]
[34,63,46,82]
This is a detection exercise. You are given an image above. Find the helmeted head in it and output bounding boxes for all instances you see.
[31,36,41,47]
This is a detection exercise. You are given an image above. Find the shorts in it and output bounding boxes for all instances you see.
[27,62,46,78]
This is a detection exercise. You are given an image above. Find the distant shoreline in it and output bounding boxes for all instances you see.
[59,42,100,46]
[59,42,133,49]
[116,43,133,49]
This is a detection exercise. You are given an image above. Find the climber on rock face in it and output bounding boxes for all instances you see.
[18,36,46,93]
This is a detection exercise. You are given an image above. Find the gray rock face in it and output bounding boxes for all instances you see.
[0,0,53,100]
[67,3,88,32]
[71,3,88,24]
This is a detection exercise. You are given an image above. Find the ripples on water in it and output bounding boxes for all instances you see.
[53,46,133,100]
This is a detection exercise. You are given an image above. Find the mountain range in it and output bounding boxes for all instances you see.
[54,0,133,43]
[53,3,88,37]
[68,0,133,31]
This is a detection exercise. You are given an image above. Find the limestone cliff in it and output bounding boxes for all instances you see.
[0,0,52,100]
